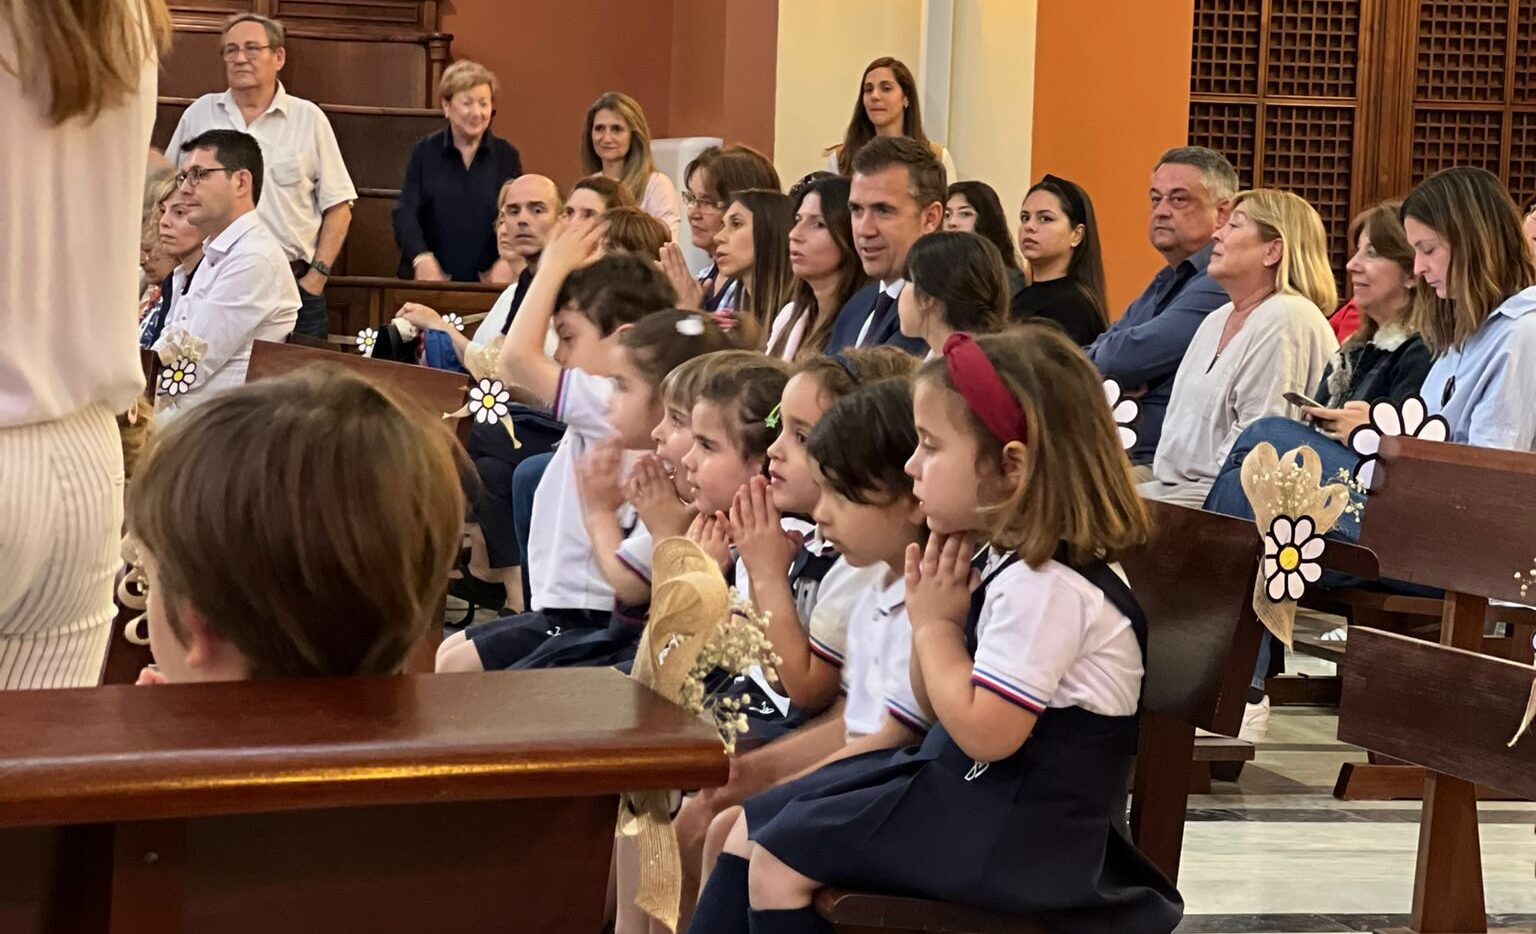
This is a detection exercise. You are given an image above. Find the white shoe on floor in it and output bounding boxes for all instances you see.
[1238,696,1271,743]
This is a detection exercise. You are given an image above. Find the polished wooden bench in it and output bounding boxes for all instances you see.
[0,667,726,934]
[814,502,1376,932]
[1331,436,1536,933]
[324,276,506,338]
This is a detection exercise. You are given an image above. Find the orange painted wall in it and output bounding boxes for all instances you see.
[669,0,778,155]
[1031,0,1195,316]
[439,0,678,188]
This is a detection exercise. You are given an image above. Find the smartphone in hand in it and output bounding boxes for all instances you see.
[1283,391,1325,410]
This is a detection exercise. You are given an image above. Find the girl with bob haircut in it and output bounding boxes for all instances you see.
[898,230,1011,355]
[1142,189,1338,507]
[688,324,1181,934]
[580,91,683,241]
[1399,165,1536,451]
[824,57,956,183]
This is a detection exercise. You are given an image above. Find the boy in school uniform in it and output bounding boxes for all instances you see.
[436,219,679,672]
[130,368,465,684]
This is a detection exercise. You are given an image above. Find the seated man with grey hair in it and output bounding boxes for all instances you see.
[1086,146,1237,470]
[165,12,356,340]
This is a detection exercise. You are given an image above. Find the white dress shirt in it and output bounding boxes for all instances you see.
[165,84,357,263]
[153,211,299,415]
[0,20,156,427]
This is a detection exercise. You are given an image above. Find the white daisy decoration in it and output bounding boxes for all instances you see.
[157,357,198,396]
[1346,396,1449,490]
[676,316,705,337]
[356,327,379,356]
[444,313,465,332]
[469,378,511,425]
[1262,515,1326,603]
[1103,379,1140,451]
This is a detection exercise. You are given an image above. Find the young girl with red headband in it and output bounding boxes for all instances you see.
[687,323,1184,934]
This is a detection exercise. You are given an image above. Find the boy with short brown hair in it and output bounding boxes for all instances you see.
[129,367,464,682]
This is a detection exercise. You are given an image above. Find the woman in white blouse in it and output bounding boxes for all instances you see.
[2,0,171,688]
[824,57,957,185]
[1140,189,1339,506]
[580,91,682,242]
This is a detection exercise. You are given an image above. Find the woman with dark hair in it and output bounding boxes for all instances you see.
[945,180,1027,302]
[767,174,869,360]
[563,174,636,223]
[580,91,682,240]
[1011,174,1109,345]
[672,143,783,313]
[713,189,797,343]
[896,231,1009,355]
[824,57,956,183]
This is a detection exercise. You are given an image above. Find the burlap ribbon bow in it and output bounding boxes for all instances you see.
[621,538,734,933]
[1239,442,1352,645]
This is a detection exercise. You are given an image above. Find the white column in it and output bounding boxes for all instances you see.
[918,0,956,147]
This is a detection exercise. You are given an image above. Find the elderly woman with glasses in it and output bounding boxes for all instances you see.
[660,144,782,313]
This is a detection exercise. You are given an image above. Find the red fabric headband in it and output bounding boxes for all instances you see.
[943,333,1027,445]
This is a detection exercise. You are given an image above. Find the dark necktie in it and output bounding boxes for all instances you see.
[500,267,536,335]
[861,290,898,347]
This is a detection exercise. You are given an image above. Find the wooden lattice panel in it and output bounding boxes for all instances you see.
[1192,0,1263,97]
[1416,0,1509,102]
[1513,0,1536,102]
[1411,107,1503,181]
[1506,111,1536,204]
[1266,0,1360,99]
[1262,106,1356,259]
[1188,102,1258,191]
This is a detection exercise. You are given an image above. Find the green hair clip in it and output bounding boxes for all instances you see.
[764,402,782,430]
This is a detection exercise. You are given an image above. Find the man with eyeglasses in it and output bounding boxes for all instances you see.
[153,129,299,416]
[164,12,355,340]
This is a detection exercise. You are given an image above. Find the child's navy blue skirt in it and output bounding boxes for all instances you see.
[743,706,1183,934]
[467,608,609,670]
[509,611,645,670]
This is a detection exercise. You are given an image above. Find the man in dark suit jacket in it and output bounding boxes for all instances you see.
[823,137,945,356]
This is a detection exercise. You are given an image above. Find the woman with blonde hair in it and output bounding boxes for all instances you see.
[394,60,523,282]
[1,0,172,689]
[1140,189,1338,507]
[581,91,682,242]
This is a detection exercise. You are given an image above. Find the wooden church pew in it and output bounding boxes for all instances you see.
[325,276,507,338]
[1328,435,1536,933]
[1329,436,1536,800]
[814,502,1378,932]
[1339,631,1536,933]
[0,667,727,934]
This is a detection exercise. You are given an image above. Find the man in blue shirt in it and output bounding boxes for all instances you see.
[1086,147,1237,468]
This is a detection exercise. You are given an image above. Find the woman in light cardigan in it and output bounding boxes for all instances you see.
[580,91,682,242]
[1139,189,1338,506]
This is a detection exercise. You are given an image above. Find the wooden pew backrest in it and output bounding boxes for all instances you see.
[1363,436,1536,602]
[1120,501,1266,736]
[246,338,469,436]
[1339,627,1536,798]
[0,668,725,826]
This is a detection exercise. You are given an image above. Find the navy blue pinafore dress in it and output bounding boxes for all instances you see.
[742,550,1183,934]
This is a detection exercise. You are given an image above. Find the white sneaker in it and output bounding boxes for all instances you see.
[1238,696,1271,743]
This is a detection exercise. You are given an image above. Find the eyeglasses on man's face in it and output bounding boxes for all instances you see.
[175,166,238,189]
[221,43,274,62]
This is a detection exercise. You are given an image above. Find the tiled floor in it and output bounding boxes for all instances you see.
[1176,655,1536,933]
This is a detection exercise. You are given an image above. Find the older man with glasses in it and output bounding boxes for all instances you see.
[164,13,355,339]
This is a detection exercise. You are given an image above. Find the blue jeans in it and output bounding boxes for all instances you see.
[512,451,554,609]
[1203,417,1436,692]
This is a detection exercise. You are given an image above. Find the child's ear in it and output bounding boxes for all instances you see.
[999,440,1030,493]
[180,607,245,676]
[611,322,635,339]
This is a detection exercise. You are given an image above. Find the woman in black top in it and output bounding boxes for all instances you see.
[393,60,523,282]
[1011,174,1108,345]
[945,180,1028,304]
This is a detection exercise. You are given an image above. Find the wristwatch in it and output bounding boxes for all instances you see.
[311,259,333,278]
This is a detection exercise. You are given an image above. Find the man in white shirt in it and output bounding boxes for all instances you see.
[164,13,355,340]
[155,130,299,415]
[826,136,942,355]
